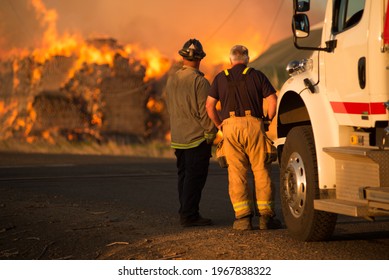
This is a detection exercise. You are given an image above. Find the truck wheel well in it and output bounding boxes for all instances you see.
[277,91,311,138]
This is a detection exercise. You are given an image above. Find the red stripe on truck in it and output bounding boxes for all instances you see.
[330,102,387,115]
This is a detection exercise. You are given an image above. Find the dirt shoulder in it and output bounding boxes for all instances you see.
[0,187,289,260]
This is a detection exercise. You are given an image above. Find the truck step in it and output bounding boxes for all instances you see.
[323,146,378,157]
[362,187,389,208]
[314,199,369,216]
[314,196,389,216]
[323,146,389,202]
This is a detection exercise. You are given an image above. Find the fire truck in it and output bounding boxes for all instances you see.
[275,0,389,241]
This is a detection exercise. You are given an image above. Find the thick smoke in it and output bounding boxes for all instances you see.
[0,0,326,63]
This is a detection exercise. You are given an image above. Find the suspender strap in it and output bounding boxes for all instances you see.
[224,67,253,117]
[242,67,250,75]
[224,67,250,76]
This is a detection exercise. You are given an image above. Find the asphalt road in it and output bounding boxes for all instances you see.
[1,152,389,260]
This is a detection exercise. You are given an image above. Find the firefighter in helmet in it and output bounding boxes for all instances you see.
[165,38,217,227]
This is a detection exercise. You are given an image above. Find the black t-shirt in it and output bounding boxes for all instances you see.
[209,64,276,120]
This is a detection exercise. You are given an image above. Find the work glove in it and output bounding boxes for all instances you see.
[264,135,277,164]
[204,132,216,145]
[263,116,272,132]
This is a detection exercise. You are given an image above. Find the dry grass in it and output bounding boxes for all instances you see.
[0,138,175,158]
[0,120,277,159]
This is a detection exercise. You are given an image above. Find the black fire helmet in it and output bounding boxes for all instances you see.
[178,38,206,61]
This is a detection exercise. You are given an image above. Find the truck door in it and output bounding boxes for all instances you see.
[324,0,369,127]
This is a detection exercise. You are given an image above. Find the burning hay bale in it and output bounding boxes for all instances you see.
[32,91,87,136]
[0,0,173,151]
[0,37,171,146]
[99,53,147,138]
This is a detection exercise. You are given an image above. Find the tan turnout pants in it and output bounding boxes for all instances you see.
[222,113,274,219]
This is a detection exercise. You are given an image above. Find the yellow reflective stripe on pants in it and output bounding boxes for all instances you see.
[232,200,252,215]
[256,200,273,214]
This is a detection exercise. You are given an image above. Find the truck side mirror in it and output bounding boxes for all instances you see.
[292,14,310,38]
[294,0,310,12]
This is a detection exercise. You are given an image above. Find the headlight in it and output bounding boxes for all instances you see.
[286,58,313,76]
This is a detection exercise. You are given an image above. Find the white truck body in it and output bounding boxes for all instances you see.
[276,0,389,241]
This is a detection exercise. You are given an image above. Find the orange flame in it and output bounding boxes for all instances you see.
[0,99,36,141]
[133,47,171,81]
[1,101,18,130]
[16,0,171,82]
[146,97,165,114]
[12,61,20,90]
[41,129,55,144]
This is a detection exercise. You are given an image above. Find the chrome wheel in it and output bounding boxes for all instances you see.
[284,152,307,218]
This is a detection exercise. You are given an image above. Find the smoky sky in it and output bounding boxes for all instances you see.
[0,0,326,62]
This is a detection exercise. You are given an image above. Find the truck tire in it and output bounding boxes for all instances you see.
[280,126,337,241]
